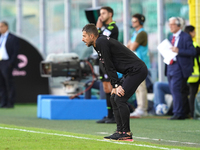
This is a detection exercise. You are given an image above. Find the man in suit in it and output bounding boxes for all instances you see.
[0,21,19,108]
[167,17,196,120]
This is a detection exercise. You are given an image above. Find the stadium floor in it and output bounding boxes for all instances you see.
[0,104,199,149]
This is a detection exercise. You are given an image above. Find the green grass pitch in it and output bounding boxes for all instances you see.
[0,104,199,150]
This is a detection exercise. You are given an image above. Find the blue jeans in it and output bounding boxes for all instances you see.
[153,82,171,109]
[84,80,105,99]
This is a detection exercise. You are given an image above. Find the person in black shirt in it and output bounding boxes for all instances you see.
[95,6,119,124]
[96,6,118,39]
[82,24,148,141]
[85,6,119,123]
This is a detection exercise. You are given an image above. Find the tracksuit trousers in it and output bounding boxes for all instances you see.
[110,66,148,132]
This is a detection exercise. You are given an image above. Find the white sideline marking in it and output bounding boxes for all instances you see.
[0,126,181,150]
[96,132,109,135]
[132,136,200,145]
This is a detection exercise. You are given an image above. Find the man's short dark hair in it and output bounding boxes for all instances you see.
[132,13,145,25]
[101,6,114,17]
[82,23,99,37]
[0,21,9,28]
[184,25,195,35]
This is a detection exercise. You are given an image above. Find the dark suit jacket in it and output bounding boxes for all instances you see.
[0,33,19,68]
[168,31,196,78]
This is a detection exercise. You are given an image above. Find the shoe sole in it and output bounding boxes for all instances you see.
[104,138,120,141]
[104,138,134,142]
[120,139,134,142]
[103,138,111,140]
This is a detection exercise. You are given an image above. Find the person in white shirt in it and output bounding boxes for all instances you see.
[0,21,19,108]
[166,17,196,120]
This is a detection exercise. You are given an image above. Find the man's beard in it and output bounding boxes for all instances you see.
[102,17,109,24]
[87,41,93,47]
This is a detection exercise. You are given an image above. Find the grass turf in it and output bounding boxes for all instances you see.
[0,124,197,150]
[0,104,200,149]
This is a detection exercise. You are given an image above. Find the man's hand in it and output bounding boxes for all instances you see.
[111,88,116,95]
[96,16,103,28]
[171,46,179,53]
[116,85,125,97]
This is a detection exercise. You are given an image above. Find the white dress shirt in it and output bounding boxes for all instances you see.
[172,29,182,61]
[173,29,181,47]
[0,31,9,60]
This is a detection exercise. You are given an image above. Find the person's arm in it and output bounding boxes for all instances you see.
[9,35,19,66]
[96,39,120,88]
[129,41,139,51]
[128,31,147,51]
[127,40,131,49]
[96,16,103,29]
[176,35,196,57]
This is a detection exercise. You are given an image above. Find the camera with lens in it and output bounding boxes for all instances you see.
[40,53,94,96]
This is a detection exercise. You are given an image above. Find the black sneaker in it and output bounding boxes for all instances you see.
[96,116,107,123]
[118,132,133,141]
[104,131,122,140]
[105,117,116,124]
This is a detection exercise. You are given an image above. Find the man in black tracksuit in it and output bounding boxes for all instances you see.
[82,24,147,141]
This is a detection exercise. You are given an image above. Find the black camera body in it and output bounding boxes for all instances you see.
[40,53,94,96]
[40,53,91,80]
